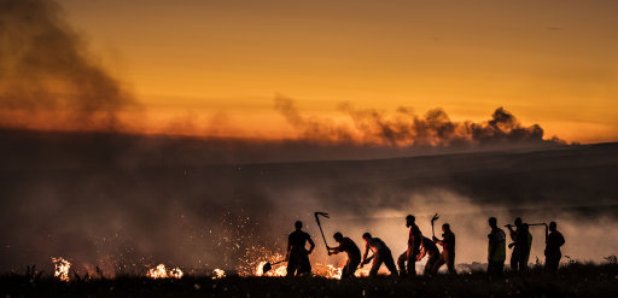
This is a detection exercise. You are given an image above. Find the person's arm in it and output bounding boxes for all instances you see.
[328,245,343,255]
[307,236,315,254]
[416,246,427,261]
[506,225,516,240]
[361,244,370,265]
[433,235,444,246]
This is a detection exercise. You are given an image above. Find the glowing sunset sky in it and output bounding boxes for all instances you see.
[56,0,618,143]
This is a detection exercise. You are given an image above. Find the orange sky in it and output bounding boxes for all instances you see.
[57,0,618,143]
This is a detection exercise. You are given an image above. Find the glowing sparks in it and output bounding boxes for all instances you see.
[51,257,71,282]
[146,264,183,279]
[212,268,226,279]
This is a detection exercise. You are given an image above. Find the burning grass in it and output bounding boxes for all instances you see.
[2,263,616,297]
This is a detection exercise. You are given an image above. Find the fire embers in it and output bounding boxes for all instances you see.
[146,264,184,279]
[51,257,71,282]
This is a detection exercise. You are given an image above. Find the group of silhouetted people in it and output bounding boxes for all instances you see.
[285,215,565,278]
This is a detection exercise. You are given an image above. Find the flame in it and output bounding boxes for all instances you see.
[324,264,342,280]
[254,259,346,279]
[212,268,226,279]
[354,267,371,278]
[146,264,183,279]
[51,257,71,282]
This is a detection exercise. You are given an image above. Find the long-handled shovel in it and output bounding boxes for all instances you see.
[430,213,440,238]
[314,211,331,250]
[261,260,285,274]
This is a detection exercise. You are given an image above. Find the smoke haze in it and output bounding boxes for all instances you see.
[0,129,616,276]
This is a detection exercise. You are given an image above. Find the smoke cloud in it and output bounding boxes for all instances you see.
[0,0,136,131]
[275,95,561,147]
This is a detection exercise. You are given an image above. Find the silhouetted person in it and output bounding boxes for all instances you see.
[360,232,398,277]
[487,217,506,275]
[397,214,422,277]
[418,236,441,275]
[286,220,315,277]
[432,223,456,275]
[507,217,528,271]
[544,221,565,272]
[328,232,361,278]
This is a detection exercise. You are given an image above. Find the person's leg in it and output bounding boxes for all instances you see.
[299,254,311,276]
[424,258,432,275]
[370,255,383,278]
[545,253,560,272]
[447,252,456,275]
[510,250,518,271]
[487,262,495,275]
[426,254,439,276]
[348,258,360,278]
[407,252,417,276]
[383,252,398,277]
[521,252,529,271]
[342,263,351,278]
[286,255,298,277]
[431,253,445,274]
[553,253,562,272]
[397,252,408,277]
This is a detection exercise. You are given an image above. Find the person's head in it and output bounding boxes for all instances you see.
[406,214,415,227]
[362,232,372,242]
[442,223,450,232]
[294,220,303,230]
[549,221,557,232]
[333,232,343,242]
[488,217,497,228]
[514,217,522,227]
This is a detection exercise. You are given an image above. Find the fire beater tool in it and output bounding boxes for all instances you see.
[314,211,331,251]
[261,260,285,274]
[430,213,440,238]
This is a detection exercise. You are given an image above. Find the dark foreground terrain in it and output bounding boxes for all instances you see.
[2,264,617,298]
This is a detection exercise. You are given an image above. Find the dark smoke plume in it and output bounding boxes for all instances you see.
[276,95,561,147]
[0,0,136,130]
